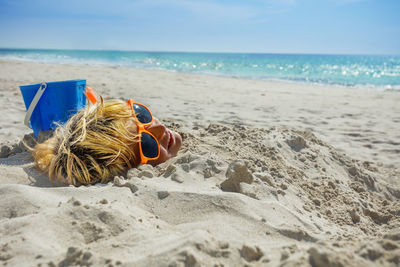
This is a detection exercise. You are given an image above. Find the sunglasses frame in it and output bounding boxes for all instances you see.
[126,99,160,164]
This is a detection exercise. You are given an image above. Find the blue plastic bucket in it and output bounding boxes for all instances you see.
[20,79,87,137]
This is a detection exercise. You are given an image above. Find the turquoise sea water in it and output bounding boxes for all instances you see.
[1,48,399,89]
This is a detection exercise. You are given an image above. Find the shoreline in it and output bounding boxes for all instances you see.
[1,58,399,91]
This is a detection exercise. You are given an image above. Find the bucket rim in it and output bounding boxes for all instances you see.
[19,79,86,88]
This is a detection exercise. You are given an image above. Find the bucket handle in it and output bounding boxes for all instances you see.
[24,83,47,127]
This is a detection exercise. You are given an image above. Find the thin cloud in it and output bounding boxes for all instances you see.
[0,0,297,23]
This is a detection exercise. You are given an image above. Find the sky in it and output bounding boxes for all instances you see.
[0,0,399,55]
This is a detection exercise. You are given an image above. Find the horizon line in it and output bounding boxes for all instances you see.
[0,47,399,57]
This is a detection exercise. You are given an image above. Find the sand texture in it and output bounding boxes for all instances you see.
[0,60,399,266]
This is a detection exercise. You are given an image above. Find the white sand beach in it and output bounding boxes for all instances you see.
[0,60,399,266]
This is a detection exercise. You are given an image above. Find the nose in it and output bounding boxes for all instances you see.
[145,118,166,140]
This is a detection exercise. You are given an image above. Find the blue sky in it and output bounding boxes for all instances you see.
[0,0,399,55]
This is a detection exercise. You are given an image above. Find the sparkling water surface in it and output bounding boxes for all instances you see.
[1,48,399,89]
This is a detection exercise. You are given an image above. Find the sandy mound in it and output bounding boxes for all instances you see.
[1,122,399,266]
[0,60,399,266]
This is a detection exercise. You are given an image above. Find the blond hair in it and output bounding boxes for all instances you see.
[32,98,139,186]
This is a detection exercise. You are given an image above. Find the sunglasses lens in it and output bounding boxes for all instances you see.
[132,104,152,124]
[140,132,159,158]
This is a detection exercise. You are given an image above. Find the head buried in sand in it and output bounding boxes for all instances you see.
[32,98,182,186]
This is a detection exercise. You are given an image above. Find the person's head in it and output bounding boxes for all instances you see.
[32,98,182,186]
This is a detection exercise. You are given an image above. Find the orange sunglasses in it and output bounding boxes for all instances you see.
[85,89,159,164]
[126,99,160,164]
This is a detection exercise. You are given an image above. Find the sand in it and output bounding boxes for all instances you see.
[0,60,399,266]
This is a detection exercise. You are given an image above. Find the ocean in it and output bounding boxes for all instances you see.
[1,48,399,90]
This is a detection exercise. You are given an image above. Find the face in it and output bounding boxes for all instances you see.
[128,118,182,166]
